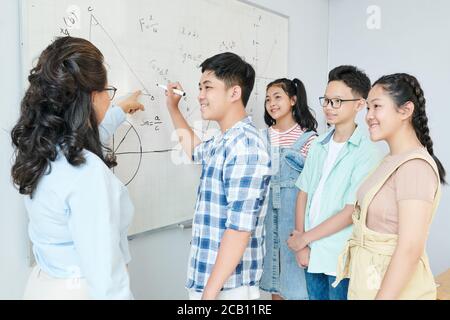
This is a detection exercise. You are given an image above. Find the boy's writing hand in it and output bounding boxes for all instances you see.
[165,82,184,109]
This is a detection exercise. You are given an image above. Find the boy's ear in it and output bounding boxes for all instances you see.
[355,98,366,112]
[229,85,242,103]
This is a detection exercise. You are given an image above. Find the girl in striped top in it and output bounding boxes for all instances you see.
[269,122,316,158]
[260,78,318,300]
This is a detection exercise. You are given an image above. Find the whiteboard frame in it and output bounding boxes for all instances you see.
[238,0,290,19]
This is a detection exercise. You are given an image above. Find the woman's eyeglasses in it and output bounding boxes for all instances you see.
[103,86,117,101]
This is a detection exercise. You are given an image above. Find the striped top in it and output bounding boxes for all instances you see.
[269,124,316,158]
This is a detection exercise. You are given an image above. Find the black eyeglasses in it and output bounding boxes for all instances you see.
[103,86,117,101]
[319,97,361,109]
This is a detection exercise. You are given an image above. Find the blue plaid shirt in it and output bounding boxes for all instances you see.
[186,116,271,292]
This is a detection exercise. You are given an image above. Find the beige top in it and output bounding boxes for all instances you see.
[357,147,438,234]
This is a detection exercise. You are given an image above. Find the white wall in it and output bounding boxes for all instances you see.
[0,0,31,300]
[328,0,450,275]
[245,0,331,132]
[0,0,330,299]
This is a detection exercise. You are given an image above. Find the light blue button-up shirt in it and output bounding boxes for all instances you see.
[24,105,134,299]
[295,125,382,275]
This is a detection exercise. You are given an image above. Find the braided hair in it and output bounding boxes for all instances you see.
[264,78,318,132]
[374,73,446,184]
[11,36,117,196]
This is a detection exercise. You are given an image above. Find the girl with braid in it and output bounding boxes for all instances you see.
[333,73,446,299]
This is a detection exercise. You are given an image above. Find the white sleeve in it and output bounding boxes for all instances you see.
[99,105,126,145]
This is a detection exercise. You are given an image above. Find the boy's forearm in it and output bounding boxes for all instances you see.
[304,204,354,243]
[295,191,308,233]
[167,106,201,158]
[202,229,251,300]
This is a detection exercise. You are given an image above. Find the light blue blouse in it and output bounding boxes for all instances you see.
[24,105,134,299]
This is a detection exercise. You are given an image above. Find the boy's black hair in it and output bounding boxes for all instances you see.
[200,52,255,107]
[328,65,371,99]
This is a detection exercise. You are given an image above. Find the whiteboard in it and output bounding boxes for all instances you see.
[20,0,288,235]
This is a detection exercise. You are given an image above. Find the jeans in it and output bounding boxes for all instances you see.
[305,271,349,300]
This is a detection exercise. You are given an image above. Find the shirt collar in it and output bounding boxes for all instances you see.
[222,116,253,140]
[319,124,363,147]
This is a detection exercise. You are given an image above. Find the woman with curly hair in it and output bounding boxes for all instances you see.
[333,73,446,299]
[11,36,144,299]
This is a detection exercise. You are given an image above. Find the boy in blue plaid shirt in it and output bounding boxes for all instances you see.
[165,52,271,300]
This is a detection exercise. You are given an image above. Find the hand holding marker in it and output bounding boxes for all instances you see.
[157,83,186,97]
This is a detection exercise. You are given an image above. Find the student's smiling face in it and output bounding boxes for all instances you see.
[197,71,230,121]
[323,80,363,126]
[366,84,406,142]
[265,85,296,123]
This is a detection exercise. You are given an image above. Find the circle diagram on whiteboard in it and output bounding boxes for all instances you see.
[111,121,143,186]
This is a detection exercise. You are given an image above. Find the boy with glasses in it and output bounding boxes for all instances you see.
[287,65,381,300]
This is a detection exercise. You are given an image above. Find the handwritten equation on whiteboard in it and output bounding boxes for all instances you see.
[24,0,288,233]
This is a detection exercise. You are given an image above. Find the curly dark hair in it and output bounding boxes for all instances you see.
[11,36,116,196]
[374,73,446,185]
[264,78,318,132]
[328,65,371,99]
